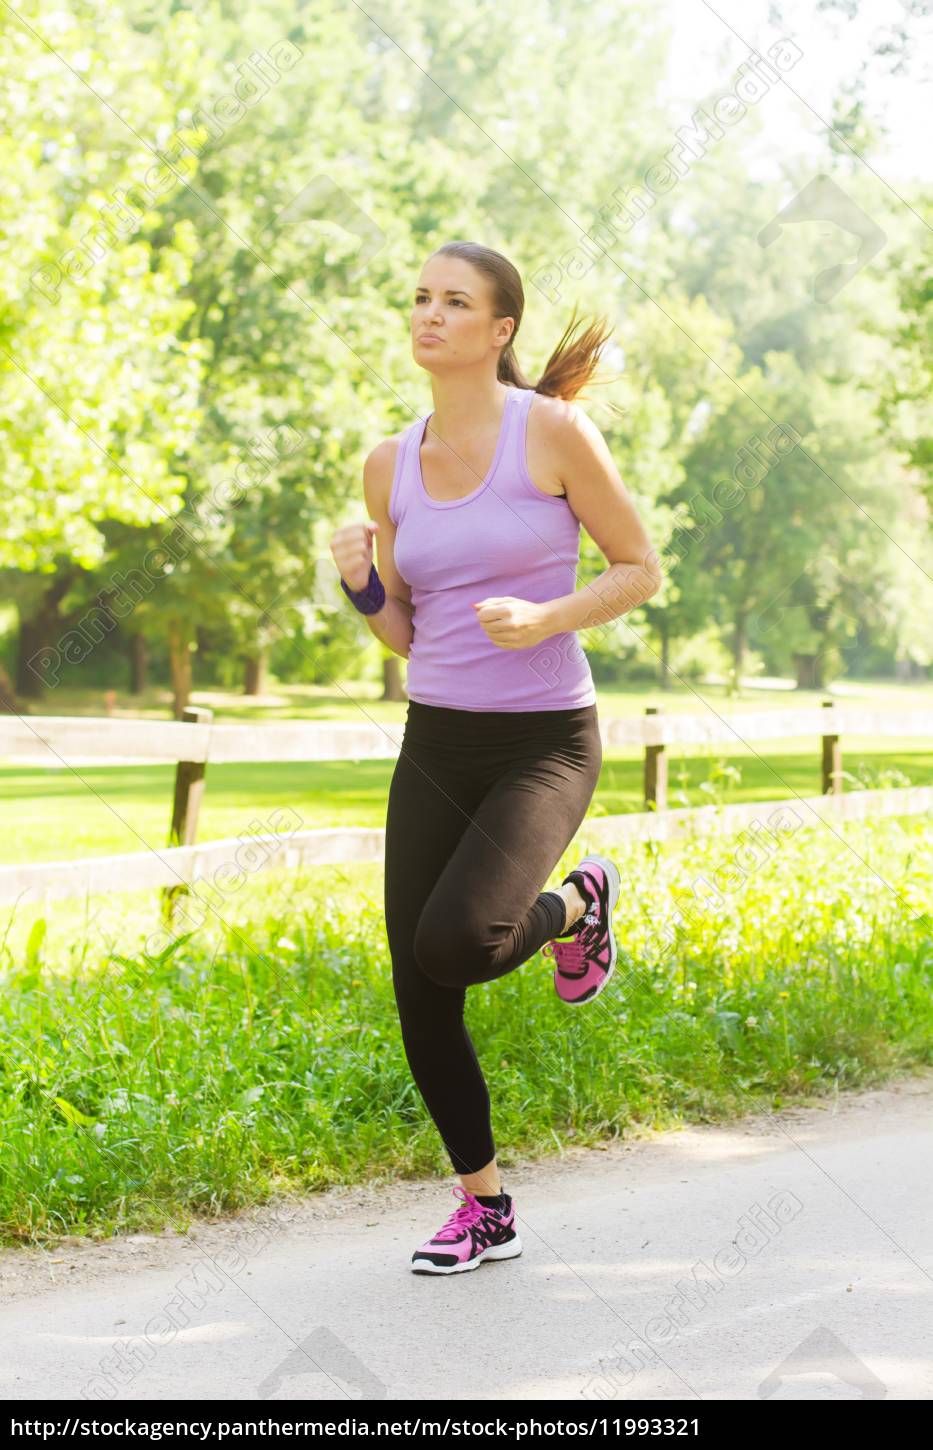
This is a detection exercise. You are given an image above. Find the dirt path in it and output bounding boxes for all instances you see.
[3,1069,932,1400]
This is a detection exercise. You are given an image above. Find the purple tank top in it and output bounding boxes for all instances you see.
[388,385,597,712]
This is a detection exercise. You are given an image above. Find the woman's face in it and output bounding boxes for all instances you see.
[411,256,513,373]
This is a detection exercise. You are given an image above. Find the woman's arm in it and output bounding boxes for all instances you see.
[358,438,416,660]
[537,399,663,634]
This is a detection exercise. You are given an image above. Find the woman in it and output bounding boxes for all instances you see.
[330,241,662,1276]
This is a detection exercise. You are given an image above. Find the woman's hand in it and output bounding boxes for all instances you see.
[471,596,556,650]
[330,520,378,593]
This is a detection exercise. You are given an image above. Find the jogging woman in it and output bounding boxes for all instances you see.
[330,241,662,1275]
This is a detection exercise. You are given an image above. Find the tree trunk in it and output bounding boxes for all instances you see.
[14,572,76,698]
[130,634,148,694]
[243,649,266,696]
[794,652,823,690]
[381,653,407,702]
[730,613,746,695]
[0,663,18,714]
[167,618,192,719]
[659,622,671,689]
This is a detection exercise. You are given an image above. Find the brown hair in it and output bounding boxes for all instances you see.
[432,240,623,415]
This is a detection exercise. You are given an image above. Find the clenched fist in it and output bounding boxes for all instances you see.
[330,520,379,593]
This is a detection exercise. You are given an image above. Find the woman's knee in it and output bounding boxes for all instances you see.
[413,905,491,987]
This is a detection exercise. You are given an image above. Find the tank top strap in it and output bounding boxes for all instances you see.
[493,385,535,495]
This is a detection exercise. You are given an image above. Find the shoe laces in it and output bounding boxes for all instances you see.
[432,1186,485,1240]
[543,908,601,977]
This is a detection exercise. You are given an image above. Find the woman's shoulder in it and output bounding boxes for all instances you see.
[363,436,400,517]
[363,420,420,523]
[527,391,606,481]
[367,405,427,477]
[526,389,589,435]
[364,434,401,480]
[364,410,424,475]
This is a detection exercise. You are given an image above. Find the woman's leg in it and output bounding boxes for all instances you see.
[412,708,603,991]
[459,1155,502,1197]
[384,730,500,1182]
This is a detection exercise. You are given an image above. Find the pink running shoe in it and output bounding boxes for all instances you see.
[410,1186,523,1274]
[542,853,621,1005]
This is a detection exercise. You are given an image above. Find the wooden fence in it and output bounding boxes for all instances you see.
[2,700,931,907]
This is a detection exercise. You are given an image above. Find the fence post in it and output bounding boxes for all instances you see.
[644,705,667,811]
[821,697,842,795]
[162,705,213,921]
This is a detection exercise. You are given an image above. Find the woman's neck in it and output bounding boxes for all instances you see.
[427,377,510,437]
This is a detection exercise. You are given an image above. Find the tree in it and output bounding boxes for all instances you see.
[0,1,205,699]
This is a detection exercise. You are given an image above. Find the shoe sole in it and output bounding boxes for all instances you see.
[411,1235,524,1274]
[559,853,621,1007]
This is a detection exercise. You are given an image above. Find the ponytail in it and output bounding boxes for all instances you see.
[523,304,622,412]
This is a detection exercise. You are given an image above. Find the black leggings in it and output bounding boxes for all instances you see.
[383,698,603,1176]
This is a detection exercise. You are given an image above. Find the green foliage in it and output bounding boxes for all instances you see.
[0,2,206,573]
[3,0,931,706]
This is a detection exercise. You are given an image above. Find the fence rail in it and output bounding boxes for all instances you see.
[2,700,931,908]
[3,786,931,908]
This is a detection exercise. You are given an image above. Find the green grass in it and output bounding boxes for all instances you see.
[0,812,930,1246]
